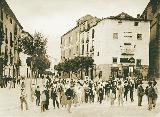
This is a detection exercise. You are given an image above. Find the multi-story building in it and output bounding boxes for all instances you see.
[61,13,150,80]
[0,0,23,78]
[61,15,100,60]
[141,0,160,78]
[92,12,150,80]
[60,15,100,78]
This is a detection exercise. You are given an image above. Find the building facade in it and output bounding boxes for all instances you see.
[61,15,100,60]
[61,13,150,80]
[92,13,150,80]
[0,0,23,78]
[60,15,100,78]
[141,0,160,78]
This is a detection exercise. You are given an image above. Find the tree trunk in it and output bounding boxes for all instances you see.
[81,68,83,79]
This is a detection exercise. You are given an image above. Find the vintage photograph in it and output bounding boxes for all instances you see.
[0,0,160,117]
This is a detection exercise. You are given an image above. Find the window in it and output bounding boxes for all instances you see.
[82,45,84,55]
[5,28,8,44]
[10,18,12,24]
[10,56,13,65]
[137,34,142,40]
[69,49,71,56]
[92,29,95,38]
[134,22,139,26]
[113,33,118,39]
[0,9,3,21]
[82,38,84,43]
[112,57,117,63]
[124,36,132,38]
[124,43,131,45]
[99,71,102,78]
[97,52,99,56]
[68,37,71,44]
[120,58,129,63]
[86,44,89,52]
[0,23,3,45]
[61,38,62,45]
[10,32,13,47]
[6,14,8,19]
[136,59,141,67]
[76,46,78,52]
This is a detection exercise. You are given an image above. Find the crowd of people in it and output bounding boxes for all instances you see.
[19,75,159,113]
[0,75,21,88]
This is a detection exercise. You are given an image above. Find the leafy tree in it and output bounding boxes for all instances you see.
[54,56,94,79]
[54,62,63,76]
[34,54,51,76]
[20,32,49,78]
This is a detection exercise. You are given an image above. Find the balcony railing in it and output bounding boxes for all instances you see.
[121,49,134,55]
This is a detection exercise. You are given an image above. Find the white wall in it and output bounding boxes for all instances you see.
[93,19,150,66]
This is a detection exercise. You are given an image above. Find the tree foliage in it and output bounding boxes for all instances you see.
[54,56,94,75]
[20,32,47,56]
[20,32,50,75]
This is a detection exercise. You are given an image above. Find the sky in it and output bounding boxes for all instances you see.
[6,0,150,65]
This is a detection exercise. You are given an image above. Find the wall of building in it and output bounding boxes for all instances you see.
[0,2,23,78]
[141,1,160,78]
[92,18,150,80]
[61,26,80,60]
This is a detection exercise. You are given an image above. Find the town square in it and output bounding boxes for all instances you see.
[0,0,160,117]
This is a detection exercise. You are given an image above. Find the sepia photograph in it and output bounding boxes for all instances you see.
[0,0,160,117]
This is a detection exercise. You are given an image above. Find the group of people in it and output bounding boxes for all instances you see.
[0,75,21,88]
[19,75,159,113]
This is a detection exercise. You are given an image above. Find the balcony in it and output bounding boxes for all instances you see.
[121,49,134,55]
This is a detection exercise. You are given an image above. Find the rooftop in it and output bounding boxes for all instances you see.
[0,0,23,29]
[107,12,150,21]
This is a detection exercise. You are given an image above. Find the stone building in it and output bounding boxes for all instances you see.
[0,0,23,78]
[60,15,100,78]
[61,13,150,80]
[141,0,160,78]
[92,13,150,80]
[61,15,100,60]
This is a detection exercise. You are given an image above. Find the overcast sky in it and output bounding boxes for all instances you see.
[6,0,149,63]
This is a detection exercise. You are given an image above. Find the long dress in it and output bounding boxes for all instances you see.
[61,91,67,107]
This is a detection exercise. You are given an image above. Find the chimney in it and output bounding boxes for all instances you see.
[137,14,141,19]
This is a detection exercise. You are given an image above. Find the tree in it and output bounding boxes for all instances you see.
[54,56,94,79]
[34,54,51,76]
[20,32,49,77]
[54,62,63,76]
[81,56,94,76]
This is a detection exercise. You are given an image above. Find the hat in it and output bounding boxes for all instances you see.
[148,81,152,85]
[139,81,143,84]
[153,80,157,85]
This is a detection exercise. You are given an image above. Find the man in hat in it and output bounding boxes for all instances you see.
[137,81,144,106]
[153,80,158,109]
[148,81,158,110]
[117,81,124,106]
[51,87,59,109]
[41,90,46,112]
[35,86,41,106]
[65,85,73,113]
[20,89,28,111]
